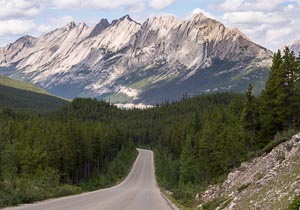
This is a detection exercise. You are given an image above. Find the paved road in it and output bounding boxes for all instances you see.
[5,149,178,210]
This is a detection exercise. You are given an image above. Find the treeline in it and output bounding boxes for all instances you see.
[153,48,300,204]
[0,84,69,112]
[0,106,137,207]
[0,47,299,207]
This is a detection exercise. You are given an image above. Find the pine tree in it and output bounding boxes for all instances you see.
[282,47,297,127]
[241,83,258,150]
[294,53,300,124]
[179,135,197,185]
[259,50,286,143]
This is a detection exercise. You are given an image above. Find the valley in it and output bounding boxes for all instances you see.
[0,5,300,210]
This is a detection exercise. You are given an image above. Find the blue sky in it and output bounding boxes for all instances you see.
[0,0,299,51]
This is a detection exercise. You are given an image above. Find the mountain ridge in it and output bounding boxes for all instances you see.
[0,13,272,104]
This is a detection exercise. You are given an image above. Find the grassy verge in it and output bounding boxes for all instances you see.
[160,188,199,210]
[287,195,300,210]
[0,146,138,208]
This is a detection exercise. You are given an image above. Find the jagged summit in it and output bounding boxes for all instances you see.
[15,35,36,42]
[119,14,133,21]
[0,14,272,103]
[111,14,139,26]
[88,19,110,38]
[62,21,77,30]
[191,12,211,21]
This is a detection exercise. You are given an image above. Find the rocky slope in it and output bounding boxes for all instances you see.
[0,14,272,104]
[198,132,300,210]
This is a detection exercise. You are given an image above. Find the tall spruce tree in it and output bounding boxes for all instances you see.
[282,47,297,127]
[259,50,286,143]
[241,83,257,150]
[179,135,197,185]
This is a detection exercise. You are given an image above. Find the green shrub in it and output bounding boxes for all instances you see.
[287,195,300,210]
[173,183,199,206]
[54,185,82,197]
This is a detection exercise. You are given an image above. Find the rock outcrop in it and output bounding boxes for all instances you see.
[198,133,300,210]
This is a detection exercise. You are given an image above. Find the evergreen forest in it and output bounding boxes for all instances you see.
[0,48,300,208]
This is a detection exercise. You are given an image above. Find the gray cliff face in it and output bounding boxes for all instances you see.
[0,14,272,104]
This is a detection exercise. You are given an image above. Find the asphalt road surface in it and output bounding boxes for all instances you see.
[5,149,178,210]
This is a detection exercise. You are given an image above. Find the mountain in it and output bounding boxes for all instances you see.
[0,14,272,104]
[198,132,300,210]
[288,39,300,55]
[0,75,69,111]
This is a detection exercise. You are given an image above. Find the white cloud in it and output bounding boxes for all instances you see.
[47,0,175,10]
[219,0,244,11]
[215,0,300,51]
[36,24,52,34]
[0,0,40,19]
[126,2,146,13]
[149,0,175,10]
[36,15,75,34]
[218,0,289,11]
[222,11,287,25]
[50,0,144,10]
[266,27,293,43]
[0,19,35,36]
[250,0,286,11]
[51,0,81,8]
[192,8,215,19]
[48,15,75,27]
[285,4,295,10]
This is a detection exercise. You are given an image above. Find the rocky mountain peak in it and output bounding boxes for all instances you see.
[191,12,210,21]
[111,14,138,26]
[120,14,133,21]
[14,35,36,45]
[78,22,88,28]
[1,35,36,60]
[147,15,179,26]
[89,19,111,38]
[62,21,77,31]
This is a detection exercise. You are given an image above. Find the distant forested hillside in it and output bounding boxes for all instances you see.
[0,75,49,95]
[0,84,68,112]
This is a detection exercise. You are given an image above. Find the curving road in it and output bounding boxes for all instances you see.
[5,149,178,210]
